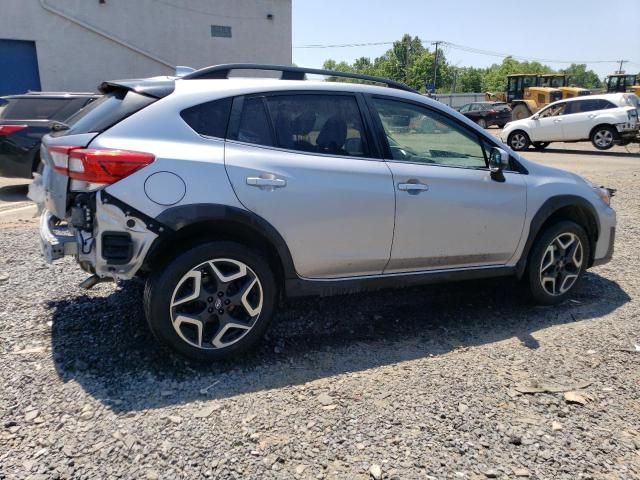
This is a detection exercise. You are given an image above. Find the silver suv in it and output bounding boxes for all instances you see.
[38,65,617,361]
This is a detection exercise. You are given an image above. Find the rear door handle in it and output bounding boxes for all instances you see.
[553,119,562,123]
[398,182,429,193]
[246,177,287,188]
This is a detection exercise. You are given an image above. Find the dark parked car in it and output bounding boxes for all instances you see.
[0,92,99,178]
[457,101,512,128]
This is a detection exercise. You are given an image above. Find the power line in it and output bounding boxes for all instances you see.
[294,39,628,65]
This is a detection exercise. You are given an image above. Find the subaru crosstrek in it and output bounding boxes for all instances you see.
[37,65,617,361]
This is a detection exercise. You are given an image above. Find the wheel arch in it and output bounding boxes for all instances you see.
[142,204,297,288]
[516,195,600,277]
[589,123,617,139]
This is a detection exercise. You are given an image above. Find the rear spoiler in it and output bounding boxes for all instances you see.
[98,77,176,99]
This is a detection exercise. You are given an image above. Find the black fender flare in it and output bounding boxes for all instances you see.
[515,195,600,277]
[152,203,297,279]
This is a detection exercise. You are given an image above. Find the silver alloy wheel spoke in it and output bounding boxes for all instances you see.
[595,130,612,147]
[539,232,583,296]
[170,258,263,350]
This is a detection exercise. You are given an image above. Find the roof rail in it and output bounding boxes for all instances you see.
[182,63,418,93]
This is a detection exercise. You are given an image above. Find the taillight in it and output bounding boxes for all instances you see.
[489,109,497,113]
[0,124,27,136]
[47,145,154,184]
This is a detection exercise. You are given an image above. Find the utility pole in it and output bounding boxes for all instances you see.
[616,59,628,74]
[430,41,442,94]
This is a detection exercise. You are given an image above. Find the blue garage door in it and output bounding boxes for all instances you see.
[0,39,41,96]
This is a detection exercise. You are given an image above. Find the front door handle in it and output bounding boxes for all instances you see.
[398,182,429,193]
[246,176,287,188]
[553,119,562,123]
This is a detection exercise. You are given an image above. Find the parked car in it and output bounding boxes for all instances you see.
[457,101,512,128]
[501,93,639,151]
[36,65,616,361]
[0,92,99,178]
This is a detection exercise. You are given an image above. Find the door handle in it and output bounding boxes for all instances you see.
[398,182,429,193]
[553,119,562,123]
[246,176,286,188]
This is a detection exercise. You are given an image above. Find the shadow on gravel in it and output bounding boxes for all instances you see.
[47,272,629,413]
[0,184,29,202]
[542,148,639,158]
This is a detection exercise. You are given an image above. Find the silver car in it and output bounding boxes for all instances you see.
[38,65,617,361]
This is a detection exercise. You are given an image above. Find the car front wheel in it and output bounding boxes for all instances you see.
[144,241,276,361]
[508,130,531,151]
[527,221,590,305]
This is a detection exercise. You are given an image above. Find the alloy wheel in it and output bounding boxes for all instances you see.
[539,232,583,296]
[170,258,263,349]
[510,133,527,150]
[593,129,613,148]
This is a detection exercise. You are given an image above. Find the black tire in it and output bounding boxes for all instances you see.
[507,130,531,151]
[533,142,550,150]
[497,123,507,129]
[590,125,618,150]
[527,221,590,305]
[144,240,277,361]
[511,104,531,121]
[477,118,487,129]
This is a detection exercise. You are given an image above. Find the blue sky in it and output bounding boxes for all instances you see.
[292,0,640,80]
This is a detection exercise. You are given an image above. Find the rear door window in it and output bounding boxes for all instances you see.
[235,97,274,147]
[264,94,369,157]
[181,97,232,138]
[0,97,71,120]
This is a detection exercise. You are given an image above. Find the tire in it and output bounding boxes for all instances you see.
[507,130,531,151]
[527,221,590,305]
[511,104,531,121]
[591,125,618,150]
[144,240,277,361]
[477,118,487,129]
[533,142,550,150]
[497,123,507,129]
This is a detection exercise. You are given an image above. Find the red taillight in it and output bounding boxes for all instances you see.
[47,146,154,184]
[0,124,27,136]
[489,109,497,113]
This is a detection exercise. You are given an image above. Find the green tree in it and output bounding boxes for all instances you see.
[560,64,603,89]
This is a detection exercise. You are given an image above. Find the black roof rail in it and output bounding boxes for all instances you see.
[182,63,418,94]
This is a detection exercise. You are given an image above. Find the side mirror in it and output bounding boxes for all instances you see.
[489,147,510,182]
[531,114,540,120]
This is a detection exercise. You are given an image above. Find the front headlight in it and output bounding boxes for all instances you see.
[593,185,615,206]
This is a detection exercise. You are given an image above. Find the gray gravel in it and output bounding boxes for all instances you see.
[1,151,639,479]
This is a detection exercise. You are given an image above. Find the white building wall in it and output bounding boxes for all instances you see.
[0,0,292,91]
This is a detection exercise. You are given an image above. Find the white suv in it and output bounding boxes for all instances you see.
[37,65,617,361]
[502,93,639,151]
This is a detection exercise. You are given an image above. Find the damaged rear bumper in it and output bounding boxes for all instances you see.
[39,210,77,263]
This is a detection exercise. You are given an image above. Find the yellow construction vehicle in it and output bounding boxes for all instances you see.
[606,74,640,95]
[485,74,563,120]
[538,74,591,99]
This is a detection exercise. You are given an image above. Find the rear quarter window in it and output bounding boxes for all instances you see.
[180,98,232,138]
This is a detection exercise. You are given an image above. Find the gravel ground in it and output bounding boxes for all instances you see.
[1,148,639,480]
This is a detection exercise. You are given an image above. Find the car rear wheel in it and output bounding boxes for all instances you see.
[508,130,530,151]
[533,142,550,150]
[591,126,617,150]
[527,221,590,305]
[144,241,276,361]
[477,118,487,129]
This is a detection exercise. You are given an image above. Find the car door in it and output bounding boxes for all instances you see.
[530,102,567,141]
[560,99,600,140]
[367,96,527,273]
[224,92,395,279]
